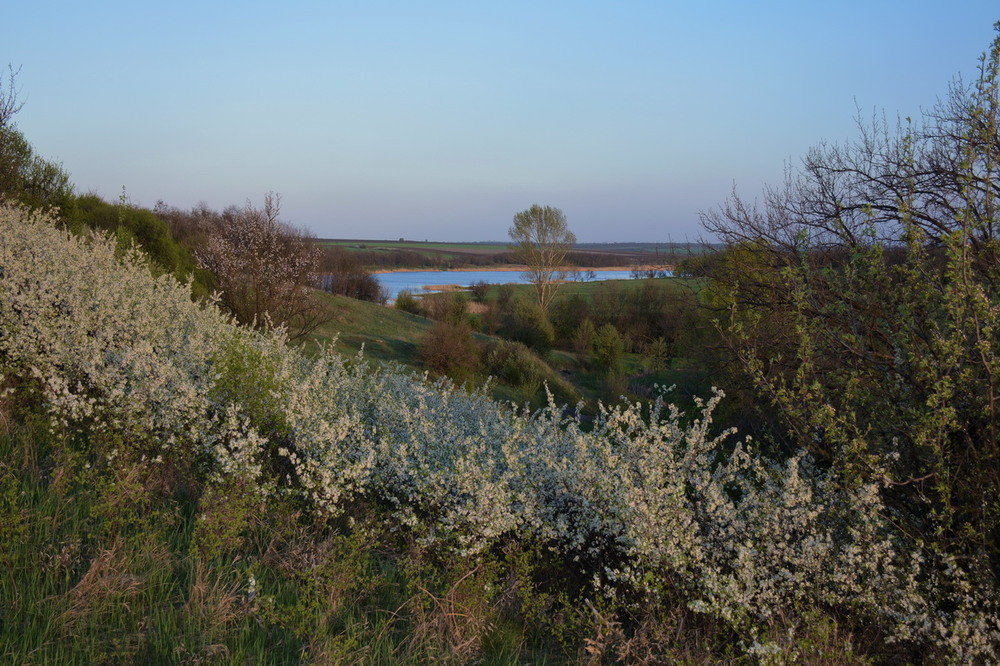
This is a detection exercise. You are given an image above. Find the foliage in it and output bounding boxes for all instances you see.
[508,204,577,313]
[2,203,999,660]
[320,246,385,303]
[421,291,470,325]
[419,320,480,384]
[591,323,625,375]
[417,293,481,384]
[701,25,1000,586]
[508,298,555,353]
[495,282,516,312]
[641,336,670,373]
[548,278,691,355]
[483,339,544,393]
[196,192,329,341]
[0,66,74,215]
[393,289,423,315]
[469,279,490,303]
[573,317,596,362]
[66,194,211,292]
[549,291,590,340]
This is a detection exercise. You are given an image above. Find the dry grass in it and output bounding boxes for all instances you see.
[406,565,493,661]
[63,544,145,628]
[184,560,244,638]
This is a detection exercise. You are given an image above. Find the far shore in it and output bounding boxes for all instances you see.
[371,265,670,274]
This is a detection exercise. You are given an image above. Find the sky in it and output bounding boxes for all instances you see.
[6,2,998,242]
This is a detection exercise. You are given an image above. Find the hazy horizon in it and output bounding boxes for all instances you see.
[7,1,997,242]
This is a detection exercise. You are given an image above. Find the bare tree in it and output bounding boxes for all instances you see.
[0,65,73,210]
[0,65,28,200]
[0,64,24,130]
[508,204,576,314]
[198,193,329,341]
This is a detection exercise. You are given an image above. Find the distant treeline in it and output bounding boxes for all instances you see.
[339,248,518,269]
[328,246,681,270]
[565,250,669,268]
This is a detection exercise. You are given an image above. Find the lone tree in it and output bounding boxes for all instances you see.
[508,204,576,314]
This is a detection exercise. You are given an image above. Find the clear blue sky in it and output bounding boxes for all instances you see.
[6,1,998,241]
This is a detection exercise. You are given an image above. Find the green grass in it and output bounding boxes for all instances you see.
[0,416,296,664]
[306,291,434,367]
[305,291,585,410]
[556,276,705,300]
[475,276,704,304]
[0,408,574,664]
[315,239,510,264]
[303,279,709,415]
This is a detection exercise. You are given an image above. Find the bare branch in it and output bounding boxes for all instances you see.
[0,64,24,129]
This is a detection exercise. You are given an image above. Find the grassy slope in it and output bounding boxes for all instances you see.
[305,278,711,415]
[306,291,435,366]
[305,291,583,408]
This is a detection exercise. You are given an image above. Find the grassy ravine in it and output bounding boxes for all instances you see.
[305,291,435,365]
[304,285,696,415]
[305,291,585,409]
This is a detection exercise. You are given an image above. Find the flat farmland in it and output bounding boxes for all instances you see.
[315,238,707,269]
[317,239,508,254]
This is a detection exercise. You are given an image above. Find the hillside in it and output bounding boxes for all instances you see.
[2,202,997,663]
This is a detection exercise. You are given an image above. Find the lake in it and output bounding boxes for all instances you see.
[373,269,663,301]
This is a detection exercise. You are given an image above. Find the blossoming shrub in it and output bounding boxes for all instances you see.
[1,203,997,661]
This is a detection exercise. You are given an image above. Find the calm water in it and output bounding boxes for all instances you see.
[374,269,660,301]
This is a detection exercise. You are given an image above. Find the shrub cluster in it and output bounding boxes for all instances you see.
[320,246,385,303]
[549,279,688,354]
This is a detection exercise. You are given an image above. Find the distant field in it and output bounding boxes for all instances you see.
[315,239,715,266]
[475,275,706,304]
[317,239,509,255]
[318,239,718,254]
[575,242,720,255]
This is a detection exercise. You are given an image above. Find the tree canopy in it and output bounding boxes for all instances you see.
[196,193,329,340]
[508,204,576,314]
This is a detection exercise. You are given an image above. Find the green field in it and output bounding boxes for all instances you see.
[317,239,509,253]
[316,238,507,252]
[472,275,705,302]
